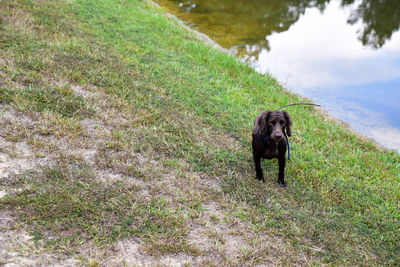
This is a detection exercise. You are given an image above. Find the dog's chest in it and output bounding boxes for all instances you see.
[261,142,278,159]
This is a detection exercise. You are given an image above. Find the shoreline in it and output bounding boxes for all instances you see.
[152,1,394,153]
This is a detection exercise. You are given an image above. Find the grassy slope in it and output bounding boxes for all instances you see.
[0,0,399,265]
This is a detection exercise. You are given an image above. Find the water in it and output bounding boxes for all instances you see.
[155,0,400,151]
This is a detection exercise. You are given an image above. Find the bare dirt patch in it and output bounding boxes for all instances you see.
[0,211,80,266]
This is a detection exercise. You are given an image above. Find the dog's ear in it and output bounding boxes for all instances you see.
[253,111,271,136]
[282,110,292,136]
[260,111,271,136]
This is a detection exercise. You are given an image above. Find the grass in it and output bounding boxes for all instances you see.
[1,163,194,255]
[0,85,94,118]
[0,0,399,265]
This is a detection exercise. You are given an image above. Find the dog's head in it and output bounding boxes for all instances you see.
[255,110,292,142]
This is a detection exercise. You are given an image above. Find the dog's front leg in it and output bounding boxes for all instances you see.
[278,156,286,187]
[253,151,264,181]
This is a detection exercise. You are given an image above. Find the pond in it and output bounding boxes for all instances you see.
[155,0,400,152]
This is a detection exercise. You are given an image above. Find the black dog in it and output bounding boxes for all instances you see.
[252,110,292,187]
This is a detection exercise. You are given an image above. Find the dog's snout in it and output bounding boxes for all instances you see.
[273,131,283,141]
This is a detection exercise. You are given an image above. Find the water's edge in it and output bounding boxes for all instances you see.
[151,1,392,153]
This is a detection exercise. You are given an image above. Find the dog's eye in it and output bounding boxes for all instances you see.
[280,120,285,125]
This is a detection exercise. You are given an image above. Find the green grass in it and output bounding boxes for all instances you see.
[0,85,94,118]
[0,0,399,265]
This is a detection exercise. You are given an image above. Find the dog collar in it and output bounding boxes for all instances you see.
[263,135,273,143]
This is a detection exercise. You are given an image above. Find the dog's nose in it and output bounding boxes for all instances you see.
[275,133,283,140]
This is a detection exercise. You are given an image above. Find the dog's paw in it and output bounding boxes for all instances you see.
[279,181,287,187]
[256,176,264,182]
